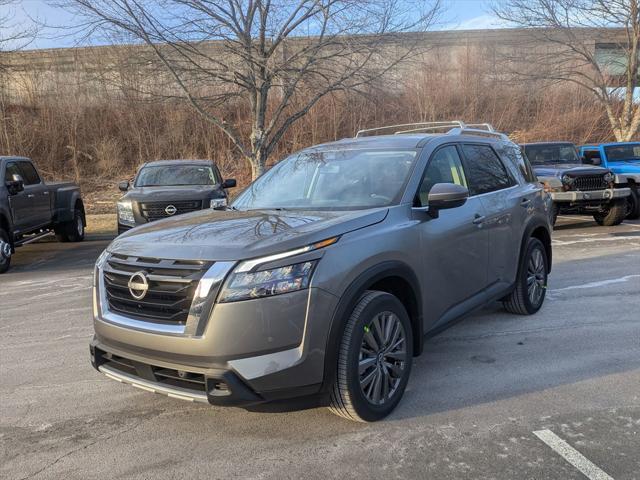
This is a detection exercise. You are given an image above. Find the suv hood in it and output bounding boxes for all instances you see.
[533,164,608,177]
[607,161,640,174]
[123,185,223,202]
[108,207,389,261]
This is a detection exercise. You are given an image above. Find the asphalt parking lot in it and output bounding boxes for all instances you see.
[1,216,639,479]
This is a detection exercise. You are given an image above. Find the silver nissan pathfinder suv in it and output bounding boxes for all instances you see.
[91,121,552,422]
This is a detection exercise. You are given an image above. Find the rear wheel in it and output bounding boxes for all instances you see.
[593,199,626,226]
[329,291,413,422]
[503,237,548,315]
[0,228,12,274]
[627,186,640,220]
[55,208,85,242]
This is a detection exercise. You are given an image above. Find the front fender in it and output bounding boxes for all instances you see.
[320,260,423,394]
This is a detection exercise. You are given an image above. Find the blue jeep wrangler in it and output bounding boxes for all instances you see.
[580,142,640,220]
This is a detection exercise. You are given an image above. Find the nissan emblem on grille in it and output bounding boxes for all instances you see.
[127,271,149,300]
[165,204,177,215]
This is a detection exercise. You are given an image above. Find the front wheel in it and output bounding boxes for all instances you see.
[503,237,548,315]
[593,199,626,226]
[0,228,11,274]
[329,291,413,422]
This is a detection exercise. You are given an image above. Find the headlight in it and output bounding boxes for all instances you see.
[210,198,227,209]
[603,172,614,183]
[117,200,135,225]
[218,261,317,303]
[561,174,575,185]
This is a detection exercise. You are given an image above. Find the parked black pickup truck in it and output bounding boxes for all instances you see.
[522,142,630,226]
[1,156,86,273]
[116,159,235,234]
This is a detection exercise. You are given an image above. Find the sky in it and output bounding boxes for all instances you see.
[5,0,504,50]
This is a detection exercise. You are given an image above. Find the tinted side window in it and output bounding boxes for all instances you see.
[17,161,41,185]
[416,146,467,207]
[461,144,515,196]
[5,162,22,182]
[505,145,537,183]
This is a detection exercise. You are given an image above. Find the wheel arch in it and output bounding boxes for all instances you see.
[321,261,423,394]
[523,221,552,273]
[0,212,14,249]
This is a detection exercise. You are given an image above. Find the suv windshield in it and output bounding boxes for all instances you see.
[136,165,218,187]
[232,148,418,210]
[605,144,640,162]
[523,144,579,165]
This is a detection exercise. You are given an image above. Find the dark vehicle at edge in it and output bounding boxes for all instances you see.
[116,159,236,234]
[522,142,630,226]
[1,156,85,274]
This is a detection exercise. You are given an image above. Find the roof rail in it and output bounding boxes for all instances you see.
[354,121,508,140]
[355,121,466,138]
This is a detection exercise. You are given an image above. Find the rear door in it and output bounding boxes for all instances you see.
[17,161,51,227]
[415,144,490,327]
[459,143,526,289]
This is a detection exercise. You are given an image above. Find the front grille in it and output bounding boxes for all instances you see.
[102,254,212,324]
[572,175,607,191]
[140,200,203,221]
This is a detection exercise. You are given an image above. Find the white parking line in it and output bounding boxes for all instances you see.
[551,274,640,292]
[533,429,614,480]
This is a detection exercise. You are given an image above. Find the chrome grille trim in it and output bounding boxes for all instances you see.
[97,254,235,336]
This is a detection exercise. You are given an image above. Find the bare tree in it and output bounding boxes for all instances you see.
[492,0,640,141]
[63,0,441,179]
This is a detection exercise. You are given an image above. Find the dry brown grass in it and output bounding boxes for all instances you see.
[0,64,618,209]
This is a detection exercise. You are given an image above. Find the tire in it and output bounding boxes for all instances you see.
[627,186,640,220]
[56,208,85,242]
[593,199,626,226]
[503,237,548,315]
[0,227,12,274]
[328,290,413,422]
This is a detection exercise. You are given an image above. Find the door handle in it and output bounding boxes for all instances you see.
[43,191,50,195]
[472,214,486,225]
[520,198,532,207]
[27,194,35,198]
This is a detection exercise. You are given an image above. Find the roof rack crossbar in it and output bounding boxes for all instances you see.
[355,121,467,138]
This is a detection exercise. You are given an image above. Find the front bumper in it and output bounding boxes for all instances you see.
[93,261,339,406]
[551,187,630,203]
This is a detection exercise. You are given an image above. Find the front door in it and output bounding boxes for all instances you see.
[415,145,489,329]
[5,162,33,232]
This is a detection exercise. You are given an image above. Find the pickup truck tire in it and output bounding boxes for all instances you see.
[0,228,11,274]
[503,237,548,315]
[627,187,640,220]
[55,208,85,242]
[593,199,626,226]
[329,291,413,422]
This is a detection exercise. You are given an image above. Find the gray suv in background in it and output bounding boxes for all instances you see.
[91,121,552,422]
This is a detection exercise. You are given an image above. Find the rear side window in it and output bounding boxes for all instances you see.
[416,145,467,207]
[17,161,41,185]
[5,162,22,182]
[504,145,537,183]
[460,144,515,196]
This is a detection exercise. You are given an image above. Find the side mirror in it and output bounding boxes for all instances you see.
[222,178,237,189]
[5,174,24,195]
[118,180,130,192]
[417,183,469,219]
